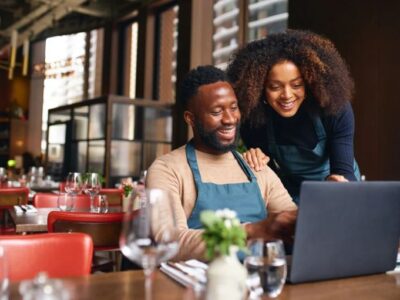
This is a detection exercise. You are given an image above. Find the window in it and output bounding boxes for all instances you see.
[154,4,179,102]
[41,29,103,152]
[123,22,139,99]
[212,0,288,69]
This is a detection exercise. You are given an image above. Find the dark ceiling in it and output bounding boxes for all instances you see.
[0,0,147,52]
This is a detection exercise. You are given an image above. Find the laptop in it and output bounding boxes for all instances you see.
[288,181,400,284]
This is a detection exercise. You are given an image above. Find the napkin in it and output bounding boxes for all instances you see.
[160,259,208,288]
[14,204,38,214]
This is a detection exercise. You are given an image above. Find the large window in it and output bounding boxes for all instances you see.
[213,0,288,69]
[40,29,103,152]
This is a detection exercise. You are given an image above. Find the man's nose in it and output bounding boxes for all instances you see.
[222,110,236,124]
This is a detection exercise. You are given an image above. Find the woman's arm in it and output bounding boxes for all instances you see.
[326,102,358,181]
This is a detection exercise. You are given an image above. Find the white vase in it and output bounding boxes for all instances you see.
[122,193,131,212]
[206,247,247,300]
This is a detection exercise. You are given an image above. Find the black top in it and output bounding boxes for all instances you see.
[240,102,357,180]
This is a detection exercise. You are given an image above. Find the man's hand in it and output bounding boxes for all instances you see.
[245,210,297,244]
[243,148,270,171]
[326,174,348,182]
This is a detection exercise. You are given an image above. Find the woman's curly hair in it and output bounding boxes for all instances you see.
[226,29,354,126]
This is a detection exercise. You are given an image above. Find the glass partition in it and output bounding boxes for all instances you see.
[46,95,173,185]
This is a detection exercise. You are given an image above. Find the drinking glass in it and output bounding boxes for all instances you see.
[0,246,9,300]
[65,172,83,196]
[57,192,74,212]
[93,195,108,213]
[83,173,101,212]
[120,188,179,297]
[244,239,287,298]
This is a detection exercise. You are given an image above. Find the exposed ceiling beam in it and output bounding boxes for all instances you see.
[0,0,64,36]
[0,0,87,53]
[71,6,111,18]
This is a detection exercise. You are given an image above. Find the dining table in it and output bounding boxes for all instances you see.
[6,207,122,234]
[8,269,400,299]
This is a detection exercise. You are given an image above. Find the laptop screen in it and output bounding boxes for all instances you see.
[289,181,400,283]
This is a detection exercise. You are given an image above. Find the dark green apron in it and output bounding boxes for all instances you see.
[266,113,360,203]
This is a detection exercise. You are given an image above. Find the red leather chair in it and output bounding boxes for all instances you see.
[33,193,91,209]
[0,187,29,233]
[99,188,123,206]
[0,233,93,281]
[0,187,29,206]
[47,211,124,271]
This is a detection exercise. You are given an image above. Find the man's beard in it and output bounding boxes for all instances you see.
[194,120,240,153]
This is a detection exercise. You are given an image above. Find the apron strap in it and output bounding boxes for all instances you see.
[186,140,256,183]
[185,141,203,183]
[231,151,256,182]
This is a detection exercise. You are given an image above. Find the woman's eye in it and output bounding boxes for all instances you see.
[292,83,304,89]
[269,85,280,90]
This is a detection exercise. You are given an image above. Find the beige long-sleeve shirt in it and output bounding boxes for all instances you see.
[146,145,296,261]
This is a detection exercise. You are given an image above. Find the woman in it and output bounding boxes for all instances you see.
[227,30,360,202]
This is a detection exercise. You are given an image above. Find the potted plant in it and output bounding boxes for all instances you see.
[200,209,248,300]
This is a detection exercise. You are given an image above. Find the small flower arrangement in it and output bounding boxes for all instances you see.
[121,178,135,197]
[200,209,247,260]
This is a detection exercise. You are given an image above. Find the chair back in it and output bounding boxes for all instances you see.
[0,188,29,206]
[99,188,123,206]
[33,193,91,209]
[0,233,93,281]
[47,211,124,250]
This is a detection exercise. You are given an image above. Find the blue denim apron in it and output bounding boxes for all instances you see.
[266,113,360,203]
[186,141,267,229]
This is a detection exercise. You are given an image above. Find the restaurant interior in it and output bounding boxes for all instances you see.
[0,0,399,299]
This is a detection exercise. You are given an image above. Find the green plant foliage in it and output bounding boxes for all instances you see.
[200,209,247,260]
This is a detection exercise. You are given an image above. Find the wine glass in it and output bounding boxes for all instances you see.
[65,172,83,195]
[83,173,101,212]
[120,188,179,296]
[65,172,82,212]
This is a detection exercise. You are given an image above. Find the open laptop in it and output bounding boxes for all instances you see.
[288,181,400,284]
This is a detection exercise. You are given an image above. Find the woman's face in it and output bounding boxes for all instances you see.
[265,60,305,118]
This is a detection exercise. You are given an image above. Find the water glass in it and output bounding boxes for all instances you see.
[93,195,108,213]
[57,193,74,211]
[0,246,9,300]
[244,239,287,298]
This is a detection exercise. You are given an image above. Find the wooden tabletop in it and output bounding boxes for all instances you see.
[8,207,54,233]
[8,270,400,299]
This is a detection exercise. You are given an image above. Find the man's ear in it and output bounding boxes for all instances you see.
[184,111,194,127]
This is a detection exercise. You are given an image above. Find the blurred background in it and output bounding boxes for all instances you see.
[0,0,398,186]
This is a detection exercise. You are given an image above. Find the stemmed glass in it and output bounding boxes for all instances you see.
[120,188,179,298]
[64,172,83,210]
[83,173,102,212]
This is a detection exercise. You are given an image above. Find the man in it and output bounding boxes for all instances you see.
[146,65,297,261]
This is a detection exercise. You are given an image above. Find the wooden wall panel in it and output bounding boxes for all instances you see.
[289,0,400,180]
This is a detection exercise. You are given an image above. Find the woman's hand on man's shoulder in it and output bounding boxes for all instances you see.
[243,147,270,171]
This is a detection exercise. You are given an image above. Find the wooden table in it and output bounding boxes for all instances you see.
[7,207,122,233]
[8,207,54,233]
[8,270,400,299]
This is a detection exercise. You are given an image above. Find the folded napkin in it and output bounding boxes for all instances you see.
[160,259,208,288]
[14,204,38,215]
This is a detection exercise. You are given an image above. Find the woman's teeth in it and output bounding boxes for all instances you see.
[279,100,295,110]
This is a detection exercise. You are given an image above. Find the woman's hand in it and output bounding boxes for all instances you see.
[326,174,349,182]
[242,148,270,171]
